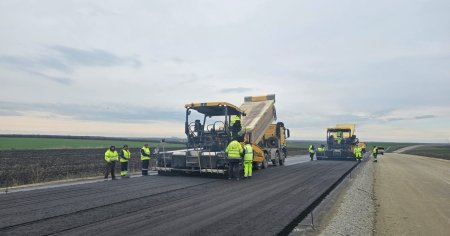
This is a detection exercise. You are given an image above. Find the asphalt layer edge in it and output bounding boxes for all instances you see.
[279,160,359,236]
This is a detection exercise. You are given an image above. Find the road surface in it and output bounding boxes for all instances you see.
[0,155,356,236]
[374,153,450,236]
[393,145,425,153]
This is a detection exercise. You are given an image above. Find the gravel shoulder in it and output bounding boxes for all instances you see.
[374,153,450,236]
[317,156,376,236]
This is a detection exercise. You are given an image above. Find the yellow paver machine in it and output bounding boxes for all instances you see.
[316,124,359,160]
[156,94,290,175]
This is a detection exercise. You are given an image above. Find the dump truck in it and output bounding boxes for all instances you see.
[257,122,290,167]
[316,124,359,160]
[240,95,290,168]
[156,94,289,175]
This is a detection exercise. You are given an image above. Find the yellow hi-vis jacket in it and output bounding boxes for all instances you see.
[141,146,151,160]
[230,116,240,126]
[354,146,362,156]
[105,149,118,162]
[336,131,343,144]
[120,149,131,163]
[226,140,243,159]
[372,147,378,154]
[243,144,253,161]
[308,145,315,154]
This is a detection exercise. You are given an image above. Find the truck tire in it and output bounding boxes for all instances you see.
[262,157,268,169]
[256,162,262,170]
[266,137,279,148]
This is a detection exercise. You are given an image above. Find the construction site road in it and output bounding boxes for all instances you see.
[0,156,356,236]
[375,153,450,236]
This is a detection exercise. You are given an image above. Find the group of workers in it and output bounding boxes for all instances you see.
[103,144,153,180]
[225,116,254,180]
[307,144,380,162]
[225,139,254,181]
[104,140,255,181]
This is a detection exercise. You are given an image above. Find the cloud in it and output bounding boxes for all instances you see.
[0,45,141,85]
[383,115,437,122]
[49,45,141,68]
[375,106,450,123]
[171,57,185,64]
[0,55,39,69]
[220,87,254,93]
[414,115,436,120]
[28,70,73,85]
[0,1,449,141]
[0,101,183,123]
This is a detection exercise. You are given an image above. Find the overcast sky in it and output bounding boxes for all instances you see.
[1,0,449,142]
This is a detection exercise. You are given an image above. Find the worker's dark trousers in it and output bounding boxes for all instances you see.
[104,161,116,179]
[228,159,241,179]
[373,153,378,162]
[142,160,150,176]
[309,153,314,161]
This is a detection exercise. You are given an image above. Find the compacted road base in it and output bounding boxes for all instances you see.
[375,153,450,236]
[0,160,356,236]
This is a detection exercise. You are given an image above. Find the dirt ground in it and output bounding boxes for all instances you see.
[374,153,450,236]
[0,148,154,187]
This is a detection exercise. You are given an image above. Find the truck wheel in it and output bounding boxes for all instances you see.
[256,162,262,170]
[262,157,268,169]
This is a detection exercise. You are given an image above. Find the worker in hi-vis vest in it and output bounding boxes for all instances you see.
[308,145,315,161]
[104,145,118,180]
[230,116,242,141]
[317,144,325,154]
[140,144,151,176]
[372,146,378,162]
[119,144,131,178]
[354,146,362,162]
[336,131,343,144]
[226,139,243,180]
[243,141,253,179]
